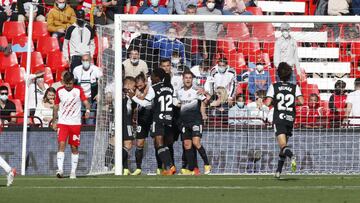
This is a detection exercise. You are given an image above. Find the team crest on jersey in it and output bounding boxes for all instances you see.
[136,126,142,133]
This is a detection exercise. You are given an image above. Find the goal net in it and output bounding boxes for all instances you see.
[89,15,360,175]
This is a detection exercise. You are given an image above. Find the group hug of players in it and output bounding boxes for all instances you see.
[119,59,304,178]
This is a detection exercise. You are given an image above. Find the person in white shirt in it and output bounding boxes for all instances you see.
[28,73,49,116]
[228,94,247,125]
[52,71,91,179]
[191,62,211,90]
[345,78,360,126]
[246,90,270,125]
[73,53,103,125]
[123,48,149,78]
[209,57,237,105]
[34,87,56,127]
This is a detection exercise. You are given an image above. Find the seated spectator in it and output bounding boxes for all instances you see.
[209,57,237,104]
[34,87,56,127]
[0,86,16,125]
[0,0,18,35]
[138,0,171,14]
[123,48,149,77]
[209,86,229,118]
[103,0,129,24]
[352,0,360,15]
[329,80,347,127]
[228,94,247,125]
[73,53,103,125]
[202,0,224,10]
[47,0,76,41]
[328,0,350,16]
[142,0,170,34]
[17,0,46,22]
[300,94,327,128]
[153,27,186,61]
[248,60,272,101]
[28,73,49,116]
[246,90,269,125]
[223,0,252,15]
[174,0,198,14]
[345,78,360,126]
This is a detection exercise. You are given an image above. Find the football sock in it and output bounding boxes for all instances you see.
[0,155,11,173]
[193,146,198,168]
[71,153,79,173]
[135,147,144,169]
[57,152,64,172]
[157,146,172,170]
[105,144,114,167]
[276,154,286,173]
[282,146,293,159]
[197,146,210,165]
[184,149,195,171]
[122,147,129,169]
[155,148,162,169]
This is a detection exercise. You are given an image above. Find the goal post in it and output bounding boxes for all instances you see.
[88,14,360,176]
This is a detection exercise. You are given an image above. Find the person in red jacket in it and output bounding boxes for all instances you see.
[329,80,347,127]
[300,93,327,128]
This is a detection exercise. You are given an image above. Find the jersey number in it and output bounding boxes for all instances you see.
[159,95,173,112]
[276,93,294,111]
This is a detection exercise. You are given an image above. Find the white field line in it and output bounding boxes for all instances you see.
[11,185,360,190]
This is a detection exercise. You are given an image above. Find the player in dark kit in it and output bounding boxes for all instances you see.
[151,68,176,175]
[265,62,304,179]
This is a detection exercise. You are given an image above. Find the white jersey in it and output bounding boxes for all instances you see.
[210,66,237,97]
[176,86,206,124]
[55,86,87,125]
[73,65,103,98]
[346,90,360,125]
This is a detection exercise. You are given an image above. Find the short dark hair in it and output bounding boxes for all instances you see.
[335,80,346,89]
[355,78,360,88]
[0,86,8,92]
[182,70,195,78]
[277,62,293,82]
[128,48,139,54]
[63,71,74,84]
[152,68,167,81]
[187,4,197,10]
[124,76,136,84]
[160,58,171,65]
[135,72,147,82]
[218,57,228,65]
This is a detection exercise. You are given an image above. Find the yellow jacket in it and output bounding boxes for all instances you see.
[47,4,76,33]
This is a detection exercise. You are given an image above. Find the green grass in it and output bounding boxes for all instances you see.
[0,175,360,203]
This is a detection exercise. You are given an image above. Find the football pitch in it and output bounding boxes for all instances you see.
[0,175,360,203]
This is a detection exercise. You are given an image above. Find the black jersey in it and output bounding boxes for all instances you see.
[123,96,133,126]
[266,82,302,125]
[152,82,174,125]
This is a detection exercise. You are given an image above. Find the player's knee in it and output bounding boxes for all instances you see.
[71,146,79,154]
[278,152,286,161]
[58,142,66,152]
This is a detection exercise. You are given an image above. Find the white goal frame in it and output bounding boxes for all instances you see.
[113,14,360,175]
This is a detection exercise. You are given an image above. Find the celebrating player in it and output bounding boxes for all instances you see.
[130,73,155,175]
[151,68,176,175]
[52,71,91,179]
[265,62,304,179]
[175,70,212,175]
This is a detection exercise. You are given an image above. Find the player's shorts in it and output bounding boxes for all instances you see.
[123,125,135,141]
[57,124,81,147]
[274,123,293,137]
[136,120,151,139]
[181,124,203,141]
[150,121,172,138]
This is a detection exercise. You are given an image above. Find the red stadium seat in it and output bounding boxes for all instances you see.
[46,51,69,73]
[13,82,25,104]
[20,52,45,73]
[0,82,13,99]
[0,52,19,73]
[217,38,236,53]
[43,67,54,85]
[252,23,275,41]
[227,52,247,75]
[32,21,50,42]
[125,6,139,14]
[4,67,25,88]
[238,37,261,58]
[246,7,263,15]
[2,21,26,42]
[0,36,8,47]
[263,41,275,58]
[37,36,60,58]
[55,67,67,82]
[225,23,250,40]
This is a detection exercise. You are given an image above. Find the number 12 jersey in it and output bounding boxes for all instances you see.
[152,82,174,125]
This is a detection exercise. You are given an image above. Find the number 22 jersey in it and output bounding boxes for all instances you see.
[266,82,302,125]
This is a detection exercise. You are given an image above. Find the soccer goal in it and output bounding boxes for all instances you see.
[89,14,360,176]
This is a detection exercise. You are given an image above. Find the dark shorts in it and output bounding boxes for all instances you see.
[274,123,293,137]
[123,125,135,141]
[150,121,172,138]
[136,120,151,139]
[181,124,203,141]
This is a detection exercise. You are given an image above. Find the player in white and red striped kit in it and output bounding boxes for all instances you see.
[52,72,91,179]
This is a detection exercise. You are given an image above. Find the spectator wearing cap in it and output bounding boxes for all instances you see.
[47,0,76,40]
[274,23,300,84]
[63,10,95,73]
[152,27,186,61]
[248,59,271,101]
[17,0,46,22]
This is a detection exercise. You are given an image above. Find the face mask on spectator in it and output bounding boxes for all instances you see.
[82,61,90,69]
[282,30,290,38]
[207,2,215,10]
[236,101,245,108]
[131,59,139,66]
[57,3,66,10]
[256,65,264,72]
[151,0,159,7]
[168,36,176,41]
[36,77,44,83]
[0,94,8,101]
[218,66,227,73]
